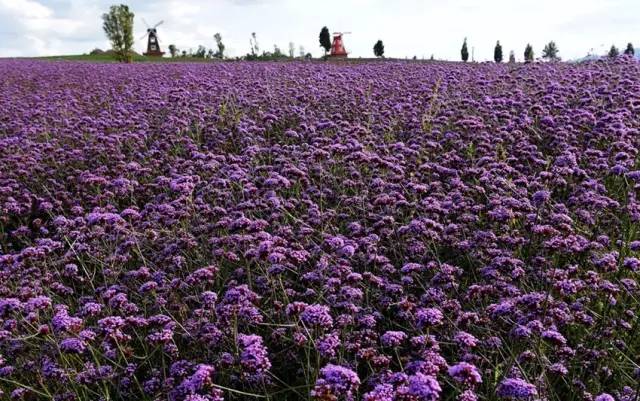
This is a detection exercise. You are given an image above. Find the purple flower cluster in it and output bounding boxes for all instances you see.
[447,362,482,386]
[496,378,538,400]
[1,58,640,400]
[311,364,361,401]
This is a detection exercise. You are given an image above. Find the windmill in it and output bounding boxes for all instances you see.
[329,32,351,58]
[140,18,165,57]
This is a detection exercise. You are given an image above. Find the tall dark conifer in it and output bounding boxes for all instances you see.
[494,41,503,63]
[461,38,469,62]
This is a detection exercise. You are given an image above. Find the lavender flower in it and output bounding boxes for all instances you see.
[301,304,333,329]
[416,307,444,328]
[381,331,408,347]
[399,373,441,401]
[496,378,538,399]
[448,362,482,386]
[238,334,271,381]
[311,364,360,401]
[59,338,87,354]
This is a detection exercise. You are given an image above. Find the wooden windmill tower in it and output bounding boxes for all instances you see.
[140,18,165,57]
[330,32,351,58]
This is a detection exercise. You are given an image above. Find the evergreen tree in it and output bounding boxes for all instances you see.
[373,40,385,58]
[319,27,331,55]
[624,42,635,56]
[102,4,135,63]
[461,38,469,62]
[494,41,503,63]
[608,45,620,58]
[509,50,515,63]
[542,41,559,61]
[524,43,534,63]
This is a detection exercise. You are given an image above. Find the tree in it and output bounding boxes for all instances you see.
[299,45,305,58]
[373,40,384,58]
[509,50,515,63]
[168,44,178,58]
[195,45,207,58]
[289,42,295,58]
[102,4,135,63]
[213,33,225,59]
[319,26,331,55]
[273,44,284,57]
[524,44,534,63]
[608,45,619,58]
[250,32,259,57]
[542,41,559,61]
[494,41,503,63]
[624,42,634,56]
[461,38,469,62]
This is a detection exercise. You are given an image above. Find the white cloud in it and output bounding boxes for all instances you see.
[0,0,638,60]
[0,0,52,18]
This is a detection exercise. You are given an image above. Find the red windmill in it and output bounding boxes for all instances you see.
[330,32,351,58]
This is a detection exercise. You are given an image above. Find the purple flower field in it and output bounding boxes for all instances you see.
[1,59,640,401]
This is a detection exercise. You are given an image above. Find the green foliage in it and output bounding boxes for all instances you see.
[195,45,207,58]
[244,46,291,61]
[494,40,503,63]
[319,26,331,54]
[250,32,260,56]
[608,45,620,59]
[461,38,469,62]
[168,44,178,58]
[524,43,534,63]
[542,41,560,61]
[624,42,635,56]
[273,44,284,57]
[373,40,385,58]
[36,53,224,63]
[214,33,225,59]
[101,4,135,63]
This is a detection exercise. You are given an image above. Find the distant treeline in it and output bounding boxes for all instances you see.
[166,32,312,61]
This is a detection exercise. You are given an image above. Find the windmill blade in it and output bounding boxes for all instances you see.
[153,20,164,29]
[139,32,149,41]
[142,18,150,29]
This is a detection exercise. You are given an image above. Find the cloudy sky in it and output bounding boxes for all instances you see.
[0,0,637,61]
